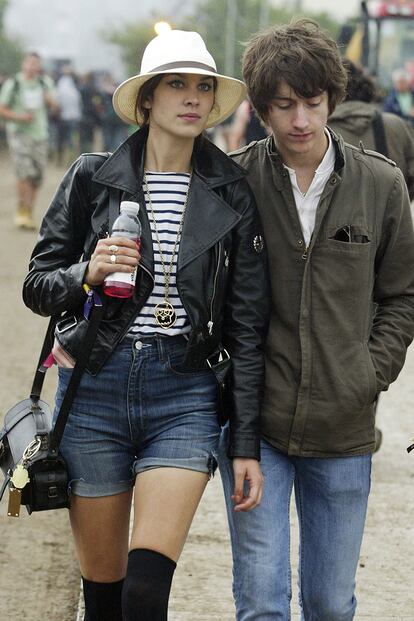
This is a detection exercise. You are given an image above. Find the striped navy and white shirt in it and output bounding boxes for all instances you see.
[129,172,191,336]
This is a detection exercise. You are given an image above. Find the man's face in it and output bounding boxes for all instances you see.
[395,76,411,93]
[265,80,329,162]
[22,55,41,79]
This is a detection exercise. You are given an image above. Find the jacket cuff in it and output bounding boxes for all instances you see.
[227,432,261,461]
[68,261,90,306]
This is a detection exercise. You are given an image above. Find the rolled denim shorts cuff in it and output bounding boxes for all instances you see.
[134,454,218,478]
[69,477,135,498]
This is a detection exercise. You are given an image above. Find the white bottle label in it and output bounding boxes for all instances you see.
[105,267,137,286]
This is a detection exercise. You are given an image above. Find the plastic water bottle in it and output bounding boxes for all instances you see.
[103,201,142,298]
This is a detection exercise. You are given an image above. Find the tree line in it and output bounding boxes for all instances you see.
[0,0,340,81]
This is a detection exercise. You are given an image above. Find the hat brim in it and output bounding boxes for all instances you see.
[112,68,246,129]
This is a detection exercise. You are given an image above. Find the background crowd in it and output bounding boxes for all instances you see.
[1,49,414,239]
[0,59,129,162]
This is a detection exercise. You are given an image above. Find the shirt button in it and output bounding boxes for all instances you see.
[135,340,143,351]
[297,239,303,245]
[330,177,337,185]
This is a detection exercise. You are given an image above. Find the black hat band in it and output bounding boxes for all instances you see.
[149,61,217,74]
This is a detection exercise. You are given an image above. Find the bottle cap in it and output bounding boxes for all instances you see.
[120,201,140,215]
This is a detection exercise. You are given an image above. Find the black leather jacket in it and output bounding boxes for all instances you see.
[23,128,270,459]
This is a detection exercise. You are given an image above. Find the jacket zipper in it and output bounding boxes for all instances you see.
[139,262,154,283]
[208,243,222,335]
[302,232,314,260]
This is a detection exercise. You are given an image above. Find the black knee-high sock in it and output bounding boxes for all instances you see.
[82,577,124,621]
[122,548,177,621]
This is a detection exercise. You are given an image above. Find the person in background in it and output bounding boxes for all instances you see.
[23,29,269,621]
[329,60,414,200]
[98,72,129,151]
[227,97,270,151]
[0,52,57,230]
[78,72,101,153]
[0,73,7,148]
[383,68,414,125]
[220,19,414,620]
[56,63,82,165]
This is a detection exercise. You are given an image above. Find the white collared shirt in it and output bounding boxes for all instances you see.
[284,130,335,246]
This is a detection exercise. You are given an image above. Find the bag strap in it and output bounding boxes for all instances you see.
[30,317,57,402]
[0,474,10,502]
[372,110,389,158]
[49,293,104,453]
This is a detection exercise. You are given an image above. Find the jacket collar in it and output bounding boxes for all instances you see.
[92,125,246,273]
[92,125,248,193]
[264,127,345,190]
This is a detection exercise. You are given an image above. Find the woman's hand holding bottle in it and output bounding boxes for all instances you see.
[85,237,140,287]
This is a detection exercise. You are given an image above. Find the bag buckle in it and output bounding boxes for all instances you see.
[22,437,42,464]
[48,486,58,499]
[206,348,230,369]
[56,316,77,334]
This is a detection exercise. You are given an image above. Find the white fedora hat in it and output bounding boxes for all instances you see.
[112,30,246,129]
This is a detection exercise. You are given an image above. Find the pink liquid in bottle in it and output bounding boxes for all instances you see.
[104,238,141,298]
[103,202,142,299]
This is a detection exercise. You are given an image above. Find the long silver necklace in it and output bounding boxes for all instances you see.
[143,171,191,329]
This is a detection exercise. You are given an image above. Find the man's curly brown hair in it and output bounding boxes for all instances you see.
[342,60,378,103]
[242,19,348,121]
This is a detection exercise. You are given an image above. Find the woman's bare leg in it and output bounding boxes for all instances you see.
[69,489,133,581]
[121,468,210,620]
[130,467,209,561]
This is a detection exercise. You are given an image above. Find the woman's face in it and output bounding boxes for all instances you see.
[144,73,215,139]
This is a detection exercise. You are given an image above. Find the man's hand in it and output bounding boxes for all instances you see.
[231,457,263,512]
[0,105,33,123]
[17,112,34,122]
[44,91,59,117]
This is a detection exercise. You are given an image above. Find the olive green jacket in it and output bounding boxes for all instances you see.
[328,101,414,199]
[231,131,414,456]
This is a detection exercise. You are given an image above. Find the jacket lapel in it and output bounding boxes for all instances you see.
[178,174,242,270]
[90,127,246,273]
[92,128,146,194]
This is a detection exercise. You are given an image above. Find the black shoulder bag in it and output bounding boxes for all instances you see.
[0,290,103,517]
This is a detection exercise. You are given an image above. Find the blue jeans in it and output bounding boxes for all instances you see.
[54,334,220,497]
[219,429,372,621]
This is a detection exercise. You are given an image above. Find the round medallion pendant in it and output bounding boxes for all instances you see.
[154,301,177,329]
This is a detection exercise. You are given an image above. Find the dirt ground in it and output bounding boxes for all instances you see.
[1,149,414,621]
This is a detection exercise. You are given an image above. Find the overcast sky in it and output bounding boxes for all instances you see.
[273,0,360,20]
[4,0,361,77]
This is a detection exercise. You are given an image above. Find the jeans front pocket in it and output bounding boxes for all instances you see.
[166,347,212,377]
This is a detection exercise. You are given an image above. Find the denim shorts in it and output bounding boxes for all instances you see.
[53,334,221,497]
